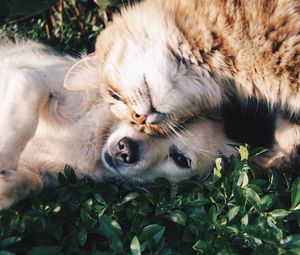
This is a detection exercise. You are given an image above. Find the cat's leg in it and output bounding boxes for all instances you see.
[0,168,43,209]
[0,68,50,169]
[253,116,300,171]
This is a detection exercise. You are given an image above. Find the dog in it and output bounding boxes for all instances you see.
[0,39,236,209]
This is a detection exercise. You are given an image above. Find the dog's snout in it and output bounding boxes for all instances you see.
[114,137,138,164]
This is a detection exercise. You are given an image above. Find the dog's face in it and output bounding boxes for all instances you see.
[101,119,234,183]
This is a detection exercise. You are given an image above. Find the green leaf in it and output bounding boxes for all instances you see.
[288,249,300,255]
[0,251,16,255]
[95,0,122,10]
[121,192,140,204]
[260,194,277,211]
[27,246,62,255]
[291,178,300,209]
[267,169,279,190]
[237,145,249,160]
[252,245,275,255]
[64,165,77,184]
[236,171,249,187]
[78,227,87,246]
[80,212,96,228]
[57,172,69,186]
[266,216,283,241]
[0,237,21,249]
[94,193,107,206]
[165,210,187,226]
[208,205,218,225]
[213,158,223,181]
[226,206,240,222]
[241,214,248,226]
[281,234,300,249]
[98,216,123,253]
[246,187,261,210]
[140,224,165,244]
[130,236,141,255]
[234,186,261,210]
[269,209,290,219]
[242,217,282,245]
[8,0,58,18]
[224,226,239,236]
[193,240,209,252]
[250,147,269,157]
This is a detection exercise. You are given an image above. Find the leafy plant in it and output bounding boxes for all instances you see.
[0,0,129,54]
[0,146,299,254]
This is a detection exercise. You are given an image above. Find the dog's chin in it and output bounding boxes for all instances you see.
[101,151,150,183]
[103,152,119,172]
[101,152,132,177]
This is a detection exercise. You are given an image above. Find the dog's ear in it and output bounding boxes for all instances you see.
[64,53,100,91]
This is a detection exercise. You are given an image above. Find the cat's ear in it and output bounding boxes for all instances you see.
[64,53,100,91]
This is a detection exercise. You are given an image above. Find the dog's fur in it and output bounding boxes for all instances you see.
[0,40,235,209]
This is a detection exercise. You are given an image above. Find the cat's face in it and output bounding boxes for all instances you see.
[64,1,223,134]
[96,23,223,134]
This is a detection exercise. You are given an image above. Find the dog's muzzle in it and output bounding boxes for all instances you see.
[104,137,140,172]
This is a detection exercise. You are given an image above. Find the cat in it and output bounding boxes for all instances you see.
[64,0,300,170]
[0,39,235,209]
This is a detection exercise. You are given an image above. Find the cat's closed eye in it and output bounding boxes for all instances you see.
[109,90,122,101]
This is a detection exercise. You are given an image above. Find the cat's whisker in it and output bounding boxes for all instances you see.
[166,123,196,151]
[168,123,221,158]
[161,124,175,143]
[175,123,193,136]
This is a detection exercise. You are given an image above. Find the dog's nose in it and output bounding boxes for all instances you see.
[114,137,139,164]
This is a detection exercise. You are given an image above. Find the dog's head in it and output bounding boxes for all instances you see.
[101,118,235,183]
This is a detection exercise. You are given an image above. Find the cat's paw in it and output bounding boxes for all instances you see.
[251,146,299,172]
[0,169,28,209]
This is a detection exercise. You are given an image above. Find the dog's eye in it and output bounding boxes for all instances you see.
[171,152,191,168]
[109,90,121,101]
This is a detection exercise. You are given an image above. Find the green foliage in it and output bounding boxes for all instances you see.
[0,0,126,54]
[7,0,59,18]
[0,146,300,254]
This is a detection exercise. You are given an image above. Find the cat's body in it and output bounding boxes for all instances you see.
[64,0,300,169]
[163,0,300,109]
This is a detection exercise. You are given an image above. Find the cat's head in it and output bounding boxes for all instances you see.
[64,0,223,134]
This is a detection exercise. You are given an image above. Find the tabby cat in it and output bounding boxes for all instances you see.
[64,0,300,169]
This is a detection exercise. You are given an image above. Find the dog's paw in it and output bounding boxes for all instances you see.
[0,169,28,209]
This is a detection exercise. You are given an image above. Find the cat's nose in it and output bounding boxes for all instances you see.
[113,137,139,164]
[132,112,147,125]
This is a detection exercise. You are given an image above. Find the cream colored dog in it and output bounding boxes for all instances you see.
[0,39,235,209]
